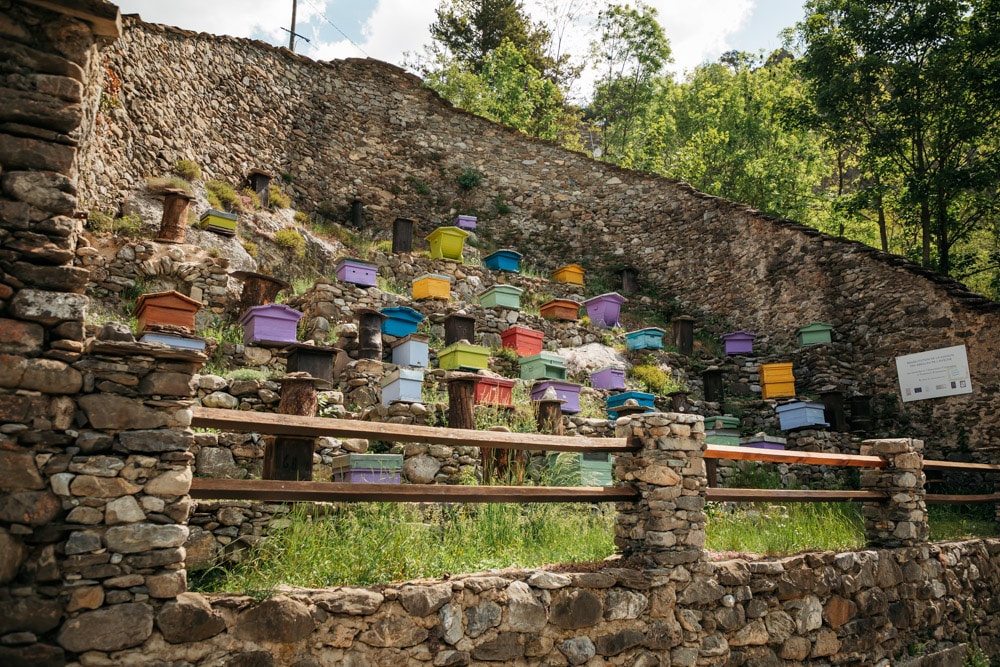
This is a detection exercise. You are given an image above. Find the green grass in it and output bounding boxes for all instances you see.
[928,504,996,541]
[189,502,615,593]
[706,502,865,556]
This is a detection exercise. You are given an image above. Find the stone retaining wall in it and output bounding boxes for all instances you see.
[78,17,1000,459]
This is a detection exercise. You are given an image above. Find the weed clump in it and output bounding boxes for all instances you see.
[172,159,202,181]
[274,228,306,256]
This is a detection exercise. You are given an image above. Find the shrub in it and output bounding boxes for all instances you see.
[375,239,392,253]
[225,368,267,382]
[269,184,291,208]
[457,167,483,191]
[493,194,511,215]
[240,187,261,211]
[112,213,143,236]
[315,200,339,220]
[293,211,310,225]
[281,172,294,184]
[146,176,193,195]
[172,159,202,181]
[274,228,306,256]
[205,180,243,213]
[86,210,113,233]
[629,364,685,395]
[242,241,259,258]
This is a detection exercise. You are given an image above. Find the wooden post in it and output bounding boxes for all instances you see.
[444,372,479,430]
[444,313,477,345]
[357,309,387,361]
[673,315,696,356]
[392,217,415,253]
[702,367,724,404]
[669,390,690,413]
[249,169,272,208]
[535,399,565,436]
[263,373,329,481]
[156,189,192,244]
[231,271,291,315]
[620,267,638,295]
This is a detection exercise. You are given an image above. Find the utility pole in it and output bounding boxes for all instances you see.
[281,0,310,53]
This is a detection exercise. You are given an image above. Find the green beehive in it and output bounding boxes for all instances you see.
[547,452,613,487]
[478,285,523,310]
[796,322,834,347]
[704,415,740,446]
[519,352,567,381]
[437,342,491,370]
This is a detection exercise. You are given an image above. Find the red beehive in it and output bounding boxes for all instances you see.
[500,326,544,357]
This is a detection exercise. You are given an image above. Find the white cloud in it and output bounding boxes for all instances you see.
[114,0,324,43]
[650,0,755,76]
[307,0,436,65]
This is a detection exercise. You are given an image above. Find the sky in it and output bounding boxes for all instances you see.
[113,0,806,95]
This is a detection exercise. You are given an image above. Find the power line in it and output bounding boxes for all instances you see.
[299,0,371,58]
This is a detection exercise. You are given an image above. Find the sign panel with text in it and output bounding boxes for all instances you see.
[895,345,972,403]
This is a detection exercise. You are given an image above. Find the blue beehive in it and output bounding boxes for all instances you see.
[391,334,429,368]
[606,391,655,419]
[776,401,829,431]
[482,249,522,273]
[625,327,665,351]
[380,307,425,338]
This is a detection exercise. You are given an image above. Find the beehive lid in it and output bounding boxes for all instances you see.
[480,285,523,296]
[390,333,430,348]
[336,257,377,269]
[722,330,756,341]
[135,290,202,313]
[626,327,666,336]
[382,368,425,386]
[199,208,238,222]
[414,273,451,282]
[238,303,303,324]
[519,352,565,364]
[705,415,741,430]
[583,292,626,306]
[797,322,834,334]
[381,307,425,323]
[426,225,470,240]
[484,249,522,260]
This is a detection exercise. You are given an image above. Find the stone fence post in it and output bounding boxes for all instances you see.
[614,412,707,568]
[860,438,928,548]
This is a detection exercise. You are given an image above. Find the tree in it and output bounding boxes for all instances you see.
[588,2,671,162]
[795,0,1000,275]
[429,0,554,76]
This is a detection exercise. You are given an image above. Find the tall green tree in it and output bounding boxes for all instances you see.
[429,0,555,76]
[795,0,1000,274]
[588,2,672,162]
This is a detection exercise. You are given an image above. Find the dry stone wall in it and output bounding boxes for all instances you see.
[78,18,1000,459]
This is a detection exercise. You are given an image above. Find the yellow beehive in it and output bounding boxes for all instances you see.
[412,273,450,300]
[551,263,585,285]
[760,362,795,399]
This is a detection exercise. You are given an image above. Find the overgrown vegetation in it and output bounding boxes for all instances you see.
[205,179,243,213]
[86,210,144,237]
[629,362,685,395]
[172,159,202,181]
[274,228,306,256]
[457,167,484,191]
[189,501,615,591]
[706,502,864,555]
[268,184,291,208]
[146,175,193,195]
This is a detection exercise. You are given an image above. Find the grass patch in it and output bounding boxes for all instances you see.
[189,501,615,591]
[928,504,996,541]
[206,180,244,213]
[706,502,865,556]
[172,159,201,181]
[146,176,193,195]
[274,228,306,256]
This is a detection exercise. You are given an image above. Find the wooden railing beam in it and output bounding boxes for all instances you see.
[191,407,635,453]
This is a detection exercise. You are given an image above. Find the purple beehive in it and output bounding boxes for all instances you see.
[530,380,582,414]
[582,292,626,328]
[238,303,302,344]
[455,214,477,230]
[336,258,378,287]
[722,330,756,355]
[590,366,626,390]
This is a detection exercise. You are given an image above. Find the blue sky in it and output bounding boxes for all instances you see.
[114,0,807,91]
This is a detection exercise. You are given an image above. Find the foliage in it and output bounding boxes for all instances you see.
[224,368,267,382]
[198,317,244,344]
[376,274,407,295]
[146,176,193,195]
[794,0,1000,279]
[119,278,150,316]
[588,2,672,162]
[428,0,555,76]
[205,180,244,213]
[274,228,306,256]
[103,213,143,237]
[241,241,259,258]
[269,184,291,209]
[493,194,511,215]
[424,39,583,146]
[706,502,864,555]
[240,187,261,211]
[628,363,684,395]
[188,501,615,589]
[172,159,202,181]
[407,175,432,195]
[293,211,310,225]
[86,210,113,233]
[457,167,484,190]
